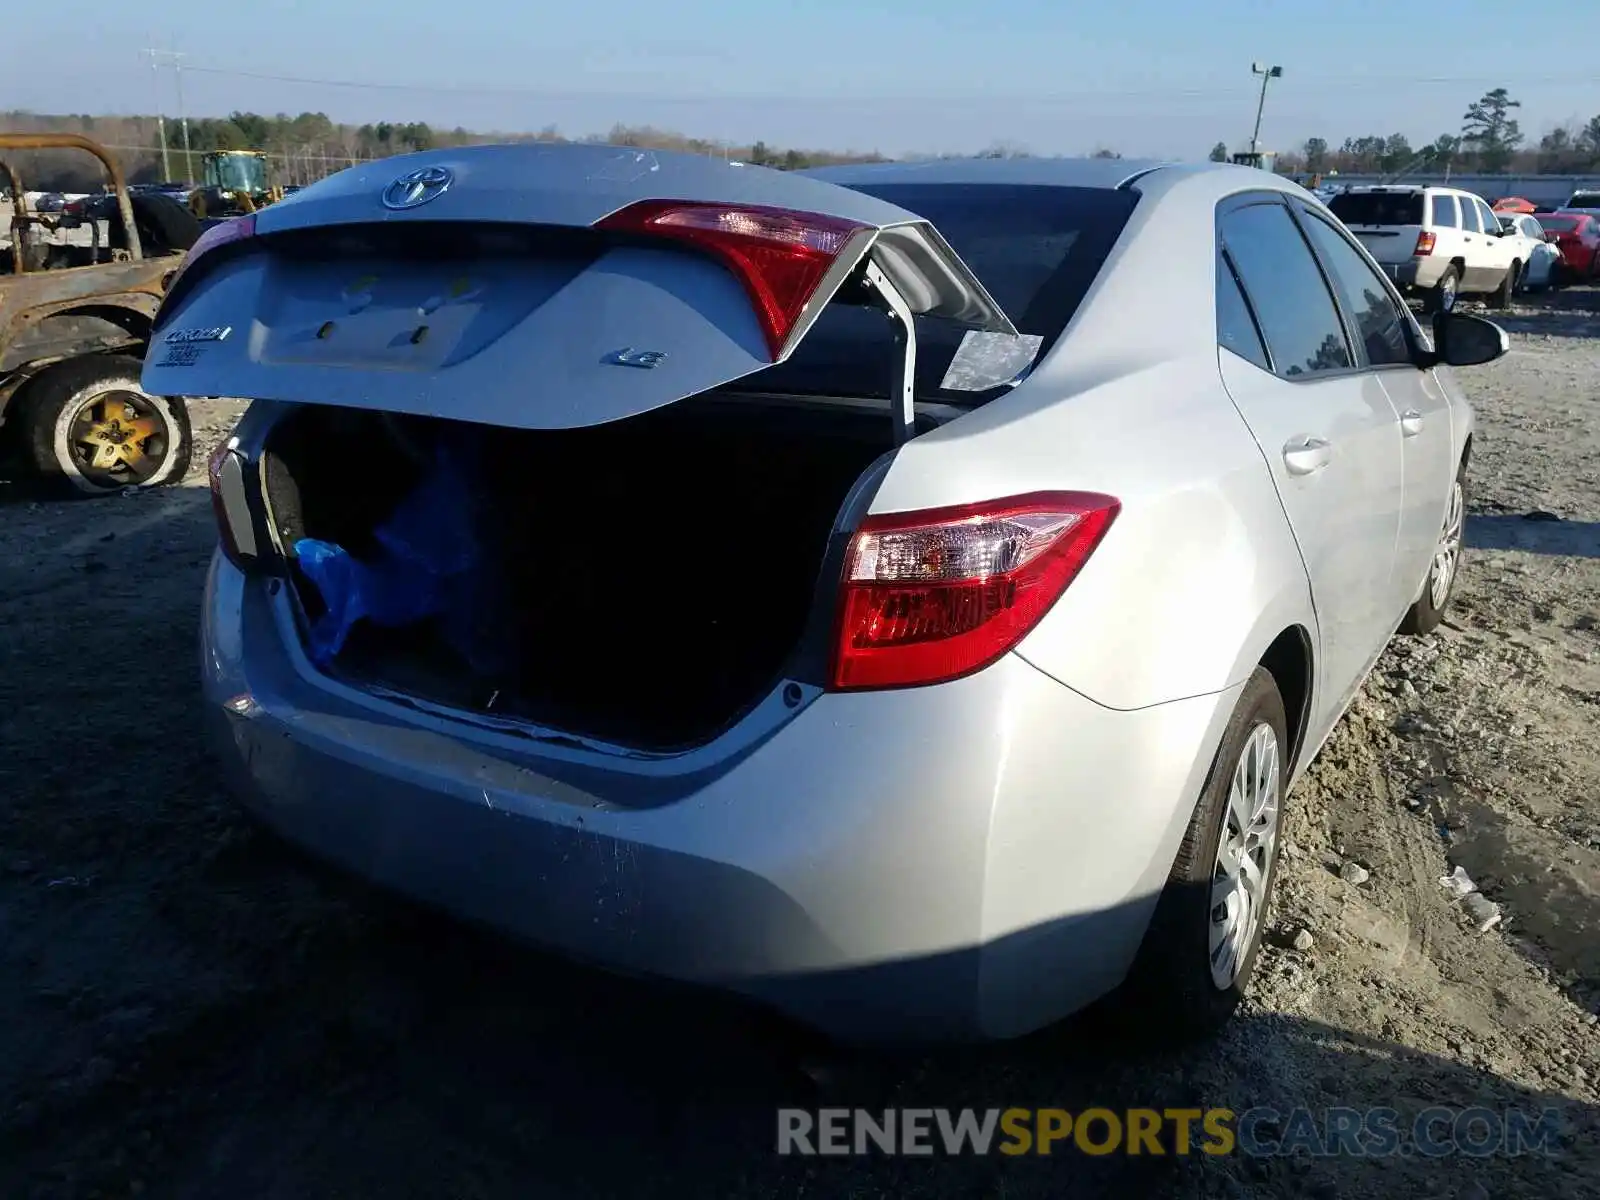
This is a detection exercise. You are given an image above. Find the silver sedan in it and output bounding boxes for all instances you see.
[145,147,1499,1046]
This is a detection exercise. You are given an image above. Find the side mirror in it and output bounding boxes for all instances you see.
[1428,311,1509,368]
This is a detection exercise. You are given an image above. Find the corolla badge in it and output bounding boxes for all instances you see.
[382,165,453,210]
[163,325,231,343]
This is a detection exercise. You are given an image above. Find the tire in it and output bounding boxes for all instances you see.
[1486,261,1517,309]
[1422,265,1459,314]
[129,193,203,254]
[16,355,192,496]
[109,193,201,256]
[1399,459,1466,636]
[1119,667,1289,1042]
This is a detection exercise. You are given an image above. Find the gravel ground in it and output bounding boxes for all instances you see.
[0,293,1596,1199]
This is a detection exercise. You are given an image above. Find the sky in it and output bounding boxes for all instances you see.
[9,0,1600,159]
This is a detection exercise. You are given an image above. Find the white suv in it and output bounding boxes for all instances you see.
[1327,185,1519,313]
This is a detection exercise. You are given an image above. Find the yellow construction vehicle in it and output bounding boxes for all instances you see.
[188,150,284,219]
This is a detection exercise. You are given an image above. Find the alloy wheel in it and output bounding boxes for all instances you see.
[1429,478,1465,611]
[1209,722,1281,990]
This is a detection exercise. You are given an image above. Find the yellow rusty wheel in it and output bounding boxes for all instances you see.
[66,388,171,487]
[21,356,192,495]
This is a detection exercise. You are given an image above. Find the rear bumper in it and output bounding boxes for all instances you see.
[1381,258,1446,289]
[202,554,1239,1045]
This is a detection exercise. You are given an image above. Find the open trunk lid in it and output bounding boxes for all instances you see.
[142,144,1021,430]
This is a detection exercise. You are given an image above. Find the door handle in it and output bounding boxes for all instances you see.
[1400,409,1424,437]
[1282,436,1332,476]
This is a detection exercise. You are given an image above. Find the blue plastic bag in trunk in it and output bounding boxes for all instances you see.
[293,434,506,673]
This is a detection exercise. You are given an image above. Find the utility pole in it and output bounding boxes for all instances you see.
[1249,62,1284,157]
[144,47,171,179]
[145,47,193,182]
[173,52,192,183]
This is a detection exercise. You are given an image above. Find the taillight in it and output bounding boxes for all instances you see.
[208,442,256,569]
[830,492,1120,690]
[595,201,869,360]
[1413,231,1436,256]
[162,213,257,303]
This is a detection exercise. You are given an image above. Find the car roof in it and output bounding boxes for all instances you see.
[804,155,1173,191]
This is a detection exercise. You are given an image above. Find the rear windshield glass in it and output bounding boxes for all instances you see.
[1537,216,1580,232]
[729,183,1140,404]
[1568,193,1600,208]
[1327,192,1425,226]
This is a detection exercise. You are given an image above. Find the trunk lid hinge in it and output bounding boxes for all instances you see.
[860,257,918,446]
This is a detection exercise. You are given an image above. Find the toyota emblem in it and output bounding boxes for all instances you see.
[382,165,454,210]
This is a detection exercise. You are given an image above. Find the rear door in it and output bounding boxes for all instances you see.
[1471,196,1517,283]
[1330,189,1425,266]
[1426,191,1464,267]
[1292,201,1456,614]
[1454,195,1496,290]
[1215,194,1405,727]
[140,144,1019,429]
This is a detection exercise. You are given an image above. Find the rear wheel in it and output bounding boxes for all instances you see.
[1423,266,1459,314]
[17,356,192,495]
[1120,667,1288,1041]
[1399,459,1466,636]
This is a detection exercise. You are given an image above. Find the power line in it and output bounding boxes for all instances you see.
[171,61,1600,103]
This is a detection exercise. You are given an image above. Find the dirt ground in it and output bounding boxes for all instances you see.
[0,292,1596,1200]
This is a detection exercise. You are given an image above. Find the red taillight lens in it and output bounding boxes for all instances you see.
[830,492,1120,691]
[208,442,250,569]
[595,201,868,360]
[163,213,257,300]
[1413,231,1436,256]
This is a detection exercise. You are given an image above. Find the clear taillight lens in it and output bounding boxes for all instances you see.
[830,492,1120,690]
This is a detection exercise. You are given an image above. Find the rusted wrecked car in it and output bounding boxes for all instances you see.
[1,133,203,493]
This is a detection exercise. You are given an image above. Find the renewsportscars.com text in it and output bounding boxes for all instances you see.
[777,1106,1563,1158]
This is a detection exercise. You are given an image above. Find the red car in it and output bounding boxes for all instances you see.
[1533,211,1600,280]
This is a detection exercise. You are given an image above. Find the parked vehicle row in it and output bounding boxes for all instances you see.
[1527,210,1600,279]
[1325,183,1598,312]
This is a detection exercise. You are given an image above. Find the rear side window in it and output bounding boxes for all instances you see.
[1537,216,1579,232]
[735,183,1140,403]
[1216,253,1269,370]
[1221,201,1352,378]
[1459,200,1483,233]
[1298,212,1412,368]
[1328,191,1424,226]
[1429,194,1459,227]
[1473,199,1499,232]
